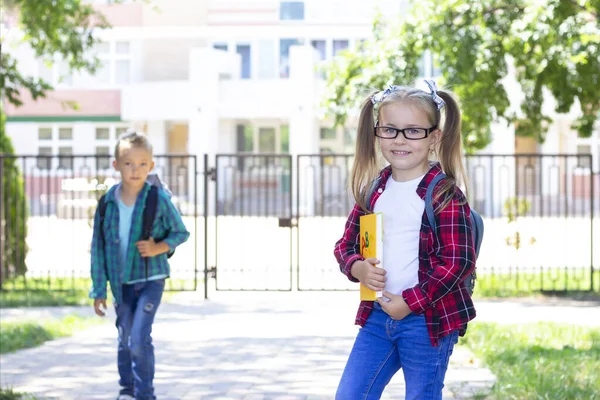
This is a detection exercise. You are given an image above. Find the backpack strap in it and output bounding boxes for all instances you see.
[142,186,159,280]
[470,209,484,257]
[142,186,159,241]
[365,176,383,212]
[424,172,446,233]
[97,194,109,279]
[97,194,108,243]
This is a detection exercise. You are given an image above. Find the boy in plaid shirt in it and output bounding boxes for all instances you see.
[90,132,190,400]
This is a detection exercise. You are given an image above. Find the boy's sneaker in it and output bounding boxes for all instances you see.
[116,395,134,400]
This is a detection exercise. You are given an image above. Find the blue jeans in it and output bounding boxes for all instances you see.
[115,279,165,400]
[336,303,459,400]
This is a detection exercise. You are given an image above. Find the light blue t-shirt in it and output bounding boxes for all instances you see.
[117,196,135,272]
[116,186,169,285]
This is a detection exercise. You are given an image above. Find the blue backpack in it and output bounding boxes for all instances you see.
[368,172,484,294]
[425,173,484,295]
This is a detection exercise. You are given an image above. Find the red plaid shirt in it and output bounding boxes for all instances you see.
[334,163,476,346]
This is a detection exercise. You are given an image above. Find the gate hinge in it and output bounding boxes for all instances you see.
[204,168,216,181]
[207,266,217,279]
[278,217,297,228]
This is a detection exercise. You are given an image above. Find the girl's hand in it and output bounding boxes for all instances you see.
[351,258,386,291]
[377,290,411,320]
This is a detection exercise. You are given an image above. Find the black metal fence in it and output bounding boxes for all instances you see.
[1,153,598,295]
[291,154,598,293]
[0,154,198,293]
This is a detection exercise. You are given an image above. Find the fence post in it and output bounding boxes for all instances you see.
[591,155,595,292]
[0,156,4,290]
[203,154,209,300]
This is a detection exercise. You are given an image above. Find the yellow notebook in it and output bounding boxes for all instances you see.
[359,212,384,301]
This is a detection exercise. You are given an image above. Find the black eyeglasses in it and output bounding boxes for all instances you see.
[374,124,438,140]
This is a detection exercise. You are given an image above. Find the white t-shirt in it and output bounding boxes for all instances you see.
[373,174,425,295]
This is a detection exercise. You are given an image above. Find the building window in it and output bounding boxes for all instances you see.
[38,58,72,86]
[258,40,276,79]
[58,128,73,140]
[280,125,289,153]
[115,60,130,84]
[116,41,130,54]
[311,40,326,61]
[96,146,111,169]
[332,40,349,57]
[93,41,131,85]
[320,127,337,140]
[58,61,72,85]
[577,145,592,168]
[38,60,54,83]
[116,127,130,137]
[280,39,300,78]
[258,128,276,153]
[58,147,73,169]
[37,147,52,170]
[236,44,251,79]
[213,43,228,51]
[236,125,289,154]
[38,127,52,140]
[280,1,304,20]
[95,127,110,140]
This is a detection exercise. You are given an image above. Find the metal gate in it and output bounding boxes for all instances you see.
[211,154,293,291]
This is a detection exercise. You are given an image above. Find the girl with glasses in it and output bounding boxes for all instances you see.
[333,81,477,400]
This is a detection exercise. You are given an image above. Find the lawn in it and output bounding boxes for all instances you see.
[0,314,104,354]
[461,322,600,400]
[0,277,193,308]
[0,388,37,400]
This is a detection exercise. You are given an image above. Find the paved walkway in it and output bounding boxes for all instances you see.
[2,291,597,400]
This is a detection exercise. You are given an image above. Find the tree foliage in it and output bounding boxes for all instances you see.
[0,109,28,282]
[322,0,600,152]
[0,0,118,281]
[1,0,111,107]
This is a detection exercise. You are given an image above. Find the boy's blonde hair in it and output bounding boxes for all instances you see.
[114,131,153,160]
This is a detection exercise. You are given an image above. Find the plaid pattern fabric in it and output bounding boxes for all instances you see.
[334,163,476,346]
[90,183,190,303]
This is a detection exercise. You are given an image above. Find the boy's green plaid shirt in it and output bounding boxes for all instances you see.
[90,183,190,303]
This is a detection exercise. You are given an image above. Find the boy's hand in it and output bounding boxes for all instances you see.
[94,299,107,317]
[377,291,411,320]
[136,237,159,257]
[351,258,386,291]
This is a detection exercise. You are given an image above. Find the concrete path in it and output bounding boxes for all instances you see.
[6,290,596,400]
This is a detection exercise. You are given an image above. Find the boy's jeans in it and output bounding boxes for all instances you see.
[336,302,459,400]
[115,279,165,400]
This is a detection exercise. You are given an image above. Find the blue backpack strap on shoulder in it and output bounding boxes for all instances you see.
[142,186,159,241]
[425,173,446,233]
[142,186,159,280]
[97,194,109,278]
[470,209,484,257]
[366,176,382,212]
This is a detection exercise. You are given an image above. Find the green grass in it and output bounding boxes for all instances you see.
[473,269,600,299]
[0,314,102,354]
[0,277,197,308]
[0,278,90,308]
[0,388,37,400]
[461,322,600,399]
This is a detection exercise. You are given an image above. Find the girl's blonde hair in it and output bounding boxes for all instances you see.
[350,84,467,212]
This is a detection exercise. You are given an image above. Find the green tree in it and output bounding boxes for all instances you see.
[322,0,600,152]
[0,108,28,283]
[0,0,118,282]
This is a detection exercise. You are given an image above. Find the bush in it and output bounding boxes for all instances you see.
[0,110,29,285]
